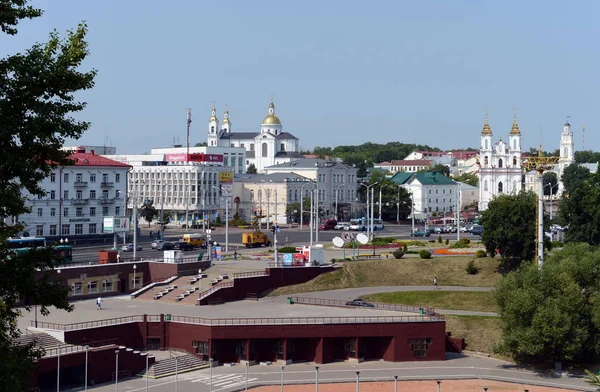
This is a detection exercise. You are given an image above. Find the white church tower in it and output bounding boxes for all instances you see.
[260,99,283,136]
[207,103,220,147]
[557,119,574,193]
[222,107,231,134]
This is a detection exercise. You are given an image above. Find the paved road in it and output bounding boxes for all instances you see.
[88,353,593,392]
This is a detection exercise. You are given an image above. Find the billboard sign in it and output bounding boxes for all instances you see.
[164,153,224,163]
[218,171,233,184]
[103,216,129,233]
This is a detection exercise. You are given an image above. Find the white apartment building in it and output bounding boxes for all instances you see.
[263,159,359,219]
[128,163,234,225]
[150,145,246,174]
[14,151,130,238]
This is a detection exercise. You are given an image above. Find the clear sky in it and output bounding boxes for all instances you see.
[3,0,598,154]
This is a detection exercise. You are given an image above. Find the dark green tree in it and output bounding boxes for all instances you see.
[542,172,559,196]
[194,142,207,147]
[561,163,591,196]
[559,169,600,245]
[360,171,411,221]
[494,243,600,366]
[427,163,450,177]
[139,200,158,227]
[480,192,546,272]
[246,163,258,174]
[453,172,479,187]
[575,150,600,164]
[0,1,96,388]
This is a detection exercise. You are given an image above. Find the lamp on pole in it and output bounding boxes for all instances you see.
[378,183,388,221]
[300,181,312,229]
[355,371,360,392]
[56,344,61,392]
[84,345,89,391]
[115,349,120,391]
[309,189,314,247]
[132,264,137,289]
[315,366,319,392]
[360,182,378,240]
[456,183,461,241]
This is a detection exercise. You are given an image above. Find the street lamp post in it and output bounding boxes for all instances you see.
[315,366,319,392]
[394,375,398,392]
[315,183,319,243]
[309,190,314,247]
[456,183,461,241]
[378,184,388,221]
[84,345,89,392]
[355,371,360,392]
[144,352,149,392]
[300,182,312,230]
[360,182,378,240]
[132,264,137,290]
[280,366,284,392]
[56,344,60,392]
[115,349,120,391]
[209,358,213,392]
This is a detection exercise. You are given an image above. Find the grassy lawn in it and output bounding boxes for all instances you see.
[359,291,498,312]
[444,315,502,353]
[269,256,500,296]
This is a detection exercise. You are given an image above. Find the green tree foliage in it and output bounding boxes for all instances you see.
[494,244,600,365]
[542,171,559,196]
[0,2,96,388]
[246,163,258,174]
[194,142,207,147]
[559,168,600,245]
[139,200,158,227]
[584,370,600,391]
[311,142,441,167]
[361,171,412,221]
[526,147,560,157]
[453,172,478,187]
[575,150,600,164]
[480,192,546,272]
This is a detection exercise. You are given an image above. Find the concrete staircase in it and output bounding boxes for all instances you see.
[15,332,62,348]
[137,354,207,379]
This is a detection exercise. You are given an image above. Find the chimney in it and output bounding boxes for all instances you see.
[90,150,95,155]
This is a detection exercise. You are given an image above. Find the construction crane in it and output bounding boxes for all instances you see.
[522,145,558,268]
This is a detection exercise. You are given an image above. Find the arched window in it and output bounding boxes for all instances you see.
[485,139,489,149]
[484,156,489,166]
[498,159,503,168]
[564,147,568,157]
[262,143,268,157]
[211,126,214,133]
[484,180,488,191]
[513,139,516,150]
[513,156,517,166]
[498,182,503,193]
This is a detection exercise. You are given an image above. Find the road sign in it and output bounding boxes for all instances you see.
[341,232,354,242]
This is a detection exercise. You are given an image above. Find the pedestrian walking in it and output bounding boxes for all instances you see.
[116,253,121,263]
[433,276,438,290]
[96,297,103,310]
[233,250,238,261]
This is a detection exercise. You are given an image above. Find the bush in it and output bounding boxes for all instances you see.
[551,241,564,248]
[475,249,487,258]
[428,239,436,243]
[229,217,249,227]
[279,246,297,253]
[392,248,405,259]
[465,259,480,275]
[419,249,432,259]
[450,238,471,249]
[445,238,449,245]
[370,237,397,246]
[403,243,408,252]
[437,235,443,243]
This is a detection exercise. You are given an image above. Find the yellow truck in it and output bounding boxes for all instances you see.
[182,233,207,248]
[242,232,271,248]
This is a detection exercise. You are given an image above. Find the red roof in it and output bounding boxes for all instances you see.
[68,152,131,168]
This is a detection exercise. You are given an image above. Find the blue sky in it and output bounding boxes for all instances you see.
[3,0,598,153]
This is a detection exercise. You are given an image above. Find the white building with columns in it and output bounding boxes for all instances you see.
[478,115,524,211]
[206,100,303,173]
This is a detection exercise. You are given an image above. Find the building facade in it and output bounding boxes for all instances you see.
[206,101,303,173]
[478,116,524,211]
[374,160,433,174]
[13,151,130,238]
[391,172,458,220]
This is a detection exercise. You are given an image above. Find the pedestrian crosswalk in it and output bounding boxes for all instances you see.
[188,373,258,390]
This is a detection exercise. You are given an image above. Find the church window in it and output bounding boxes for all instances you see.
[498,182,503,193]
[513,139,516,150]
[498,159,503,168]
[241,143,244,148]
[485,139,489,149]
[231,143,235,147]
[211,126,214,133]
[484,180,488,191]
[262,143,268,157]
[564,147,568,157]
[250,143,255,151]
[484,156,489,166]
[513,156,517,166]
[280,143,285,151]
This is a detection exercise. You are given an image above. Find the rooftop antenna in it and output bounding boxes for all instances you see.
[186,108,192,161]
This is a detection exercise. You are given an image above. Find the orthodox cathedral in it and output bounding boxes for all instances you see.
[206,100,303,172]
[477,115,575,211]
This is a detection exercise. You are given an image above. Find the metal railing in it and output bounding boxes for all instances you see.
[233,270,269,279]
[31,315,144,331]
[100,181,114,187]
[289,296,436,315]
[73,181,88,187]
[98,197,115,204]
[170,314,444,325]
[198,281,234,301]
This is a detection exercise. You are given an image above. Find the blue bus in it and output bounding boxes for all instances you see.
[7,237,73,263]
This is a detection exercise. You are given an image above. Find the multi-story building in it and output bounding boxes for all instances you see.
[263,159,359,219]
[62,145,117,155]
[478,115,524,211]
[127,163,234,226]
[206,100,304,172]
[391,172,459,220]
[13,150,130,238]
[374,160,433,174]
[149,145,246,174]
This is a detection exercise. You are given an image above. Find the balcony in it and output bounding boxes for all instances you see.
[73,181,88,187]
[100,181,114,187]
[71,198,89,205]
[98,197,115,205]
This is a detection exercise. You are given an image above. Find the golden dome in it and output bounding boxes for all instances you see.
[509,116,520,135]
[262,114,282,125]
[223,110,231,125]
[481,116,492,135]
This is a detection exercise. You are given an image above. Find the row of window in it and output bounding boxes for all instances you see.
[36,206,117,218]
[427,188,453,195]
[37,223,98,236]
[40,189,120,200]
[132,171,220,181]
[483,180,519,193]
[482,156,519,167]
[50,172,120,183]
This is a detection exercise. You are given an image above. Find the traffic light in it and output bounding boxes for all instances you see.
[270,225,276,233]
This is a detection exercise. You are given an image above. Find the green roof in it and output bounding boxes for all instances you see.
[390,171,456,185]
[390,172,413,184]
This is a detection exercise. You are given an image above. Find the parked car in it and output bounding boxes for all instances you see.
[345,299,375,308]
[151,240,164,249]
[157,241,175,251]
[174,241,194,251]
[121,243,142,252]
[470,225,483,235]
[319,218,338,231]
[411,230,431,237]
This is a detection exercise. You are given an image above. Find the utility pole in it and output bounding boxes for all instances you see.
[370,187,375,240]
[309,190,314,247]
[225,191,229,253]
[133,194,138,260]
[274,190,278,265]
[185,108,192,232]
[456,183,460,241]
[315,184,319,242]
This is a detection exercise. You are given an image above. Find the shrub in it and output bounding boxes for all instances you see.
[445,238,449,245]
[392,248,405,259]
[465,259,480,275]
[437,235,443,243]
[419,250,432,259]
[551,240,564,248]
[403,243,408,252]
[475,249,487,258]
[279,246,297,253]
[428,239,436,243]
[450,238,471,249]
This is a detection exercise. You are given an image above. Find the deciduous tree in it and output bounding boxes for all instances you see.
[453,172,479,187]
[246,163,257,174]
[139,200,158,227]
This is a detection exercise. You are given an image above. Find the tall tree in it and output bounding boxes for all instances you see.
[542,172,559,196]
[0,1,96,388]
[561,163,591,196]
[139,200,158,227]
[453,172,479,187]
[480,192,546,272]
[494,244,600,366]
[575,150,600,164]
[246,163,258,174]
[559,168,600,245]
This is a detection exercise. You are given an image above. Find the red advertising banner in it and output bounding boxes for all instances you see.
[164,153,224,163]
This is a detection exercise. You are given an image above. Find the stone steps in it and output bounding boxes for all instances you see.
[137,354,207,379]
